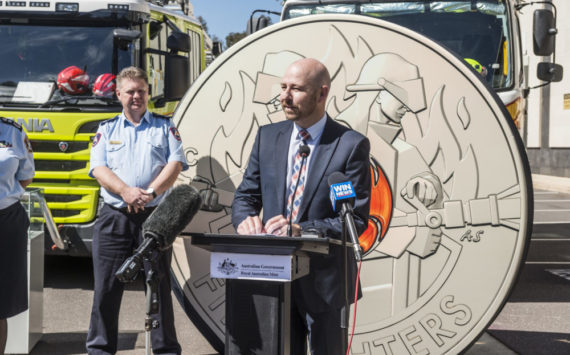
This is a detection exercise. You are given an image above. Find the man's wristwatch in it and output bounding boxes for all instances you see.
[146,187,157,198]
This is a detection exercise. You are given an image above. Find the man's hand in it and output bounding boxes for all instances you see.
[92,166,152,213]
[265,215,301,237]
[121,186,153,213]
[236,215,266,235]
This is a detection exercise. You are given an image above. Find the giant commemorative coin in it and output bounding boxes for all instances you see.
[170,15,532,354]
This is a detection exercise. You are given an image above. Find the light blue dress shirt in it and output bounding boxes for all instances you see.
[0,118,35,209]
[89,111,189,208]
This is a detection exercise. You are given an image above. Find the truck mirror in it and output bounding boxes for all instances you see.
[167,31,190,53]
[164,54,190,100]
[247,15,270,35]
[533,9,557,56]
[537,62,563,82]
[113,28,141,42]
[149,21,162,40]
[212,41,222,56]
[113,28,141,50]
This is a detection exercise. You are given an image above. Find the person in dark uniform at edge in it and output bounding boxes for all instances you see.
[0,117,34,355]
[86,66,188,355]
[232,58,371,355]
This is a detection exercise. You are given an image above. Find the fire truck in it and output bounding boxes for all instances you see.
[280,0,562,130]
[0,0,208,256]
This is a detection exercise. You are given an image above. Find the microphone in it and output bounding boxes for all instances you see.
[115,184,202,283]
[328,172,363,261]
[142,184,202,250]
[287,144,311,237]
[299,144,310,158]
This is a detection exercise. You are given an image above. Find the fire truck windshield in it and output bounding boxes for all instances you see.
[0,24,132,106]
[282,0,513,90]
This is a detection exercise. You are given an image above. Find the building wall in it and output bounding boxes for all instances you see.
[522,0,570,177]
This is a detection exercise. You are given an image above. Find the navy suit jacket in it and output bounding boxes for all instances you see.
[232,116,371,311]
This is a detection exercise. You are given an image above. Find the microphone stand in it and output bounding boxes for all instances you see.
[341,204,363,262]
[339,203,362,354]
[341,216,349,354]
[144,257,160,355]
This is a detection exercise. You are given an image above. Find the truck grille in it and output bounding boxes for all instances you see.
[18,115,111,226]
[52,210,83,218]
[34,187,100,224]
[33,179,71,184]
[30,141,90,153]
[44,194,83,203]
[35,161,88,171]
[29,139,95,223]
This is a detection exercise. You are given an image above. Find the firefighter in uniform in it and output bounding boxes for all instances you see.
[86,67,188,355]
[0,117,34,354]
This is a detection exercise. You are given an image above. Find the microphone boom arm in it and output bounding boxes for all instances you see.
[340,203,363,261]
[115,236,158,283]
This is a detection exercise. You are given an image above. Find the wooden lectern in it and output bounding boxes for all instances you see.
[189,233,343,355]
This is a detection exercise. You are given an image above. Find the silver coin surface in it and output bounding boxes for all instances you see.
[171,15,532,354]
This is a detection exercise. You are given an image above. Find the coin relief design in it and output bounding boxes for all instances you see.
[170,15,531,354]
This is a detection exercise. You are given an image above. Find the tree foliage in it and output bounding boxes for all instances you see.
[197,15,209,36]
[225,31,247,49]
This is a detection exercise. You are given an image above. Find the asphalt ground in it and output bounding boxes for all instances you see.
[31,255,217,354]
[30,256,516,355]
[10,189,570,354]
[484,189,570,355]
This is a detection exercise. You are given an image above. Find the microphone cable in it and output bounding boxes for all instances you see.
[346,259,363,355]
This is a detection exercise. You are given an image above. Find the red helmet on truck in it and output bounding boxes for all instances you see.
[93,73,116,98]
[57,66,89,95]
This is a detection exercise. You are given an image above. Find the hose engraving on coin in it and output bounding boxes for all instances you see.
[170,15,531,354]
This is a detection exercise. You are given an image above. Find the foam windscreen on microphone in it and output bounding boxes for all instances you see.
[299,144,311,158]
[142,184,202,250]
[327,171,346,186]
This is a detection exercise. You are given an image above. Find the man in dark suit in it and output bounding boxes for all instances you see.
[232,58,371,354]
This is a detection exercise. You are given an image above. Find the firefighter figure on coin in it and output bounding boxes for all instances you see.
[337,52,443,259]
[335,53,448,320]
[0,117,35,355]
[86,67,188,355]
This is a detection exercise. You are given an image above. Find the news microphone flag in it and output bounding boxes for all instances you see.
[328,172,363,261]
[329,180,356,212]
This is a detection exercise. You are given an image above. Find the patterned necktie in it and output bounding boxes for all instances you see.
[286,129,311,223]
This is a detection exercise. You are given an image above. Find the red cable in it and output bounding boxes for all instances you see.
[346,260,363,355]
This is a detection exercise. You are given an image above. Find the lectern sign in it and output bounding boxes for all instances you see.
[171,14,532,354]
[211,252,294,282]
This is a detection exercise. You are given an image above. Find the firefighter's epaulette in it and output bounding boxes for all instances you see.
[100,115,120,125]
[0,117,22,131]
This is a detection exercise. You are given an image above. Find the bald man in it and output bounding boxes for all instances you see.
[232,58,371,354]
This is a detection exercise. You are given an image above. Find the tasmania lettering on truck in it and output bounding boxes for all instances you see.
[0,0,208,256]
